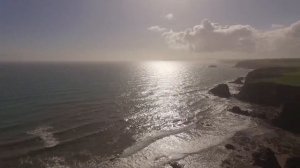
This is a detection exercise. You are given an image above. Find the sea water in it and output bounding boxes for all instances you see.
[0,61,250,167]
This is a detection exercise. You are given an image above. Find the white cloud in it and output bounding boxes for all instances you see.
[148,26,167,33]
[259,20,300,56]
[271,24,284,29]
[165,13,174,20]
[149,19,300,57]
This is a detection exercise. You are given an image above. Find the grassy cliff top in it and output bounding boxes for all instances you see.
[273,70,300,86]
[233,58,300,87]
[246,67,300,87]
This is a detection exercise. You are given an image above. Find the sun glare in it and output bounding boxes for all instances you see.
[147,61,180,75]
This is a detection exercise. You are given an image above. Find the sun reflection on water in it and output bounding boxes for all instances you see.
[117,61,252,168]
[145,61,181,75]
[134,61,188,132]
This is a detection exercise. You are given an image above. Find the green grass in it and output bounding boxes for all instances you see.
[274,71,300,87]
[249,68,300,87]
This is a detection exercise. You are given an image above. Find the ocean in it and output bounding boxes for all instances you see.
[0,61,250,167]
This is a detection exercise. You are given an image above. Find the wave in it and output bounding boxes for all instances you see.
[27,126,58,148]
[109,97,252,167]
[120,124,195,158]
[0,120,126,161]
[0,136,40,148]
[121,102,214,158]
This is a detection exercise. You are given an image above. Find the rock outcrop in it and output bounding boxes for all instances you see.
[209,84,231,98]
[225,144,236,150]
[229,77,244,84]
[169,161,183,168]
[229,106,250,116]
[228,106,266,119]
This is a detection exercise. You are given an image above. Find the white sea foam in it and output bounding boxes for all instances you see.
[27,126,59,148]
[101,100,252,168]
[120,124,195,158]
[44,156,70,168]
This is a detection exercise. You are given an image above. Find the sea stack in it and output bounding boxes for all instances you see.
[209,84,231,98]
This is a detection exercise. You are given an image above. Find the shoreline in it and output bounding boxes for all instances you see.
[207,61,300,168]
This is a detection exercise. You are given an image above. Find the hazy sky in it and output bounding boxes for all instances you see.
[1,0,300,61]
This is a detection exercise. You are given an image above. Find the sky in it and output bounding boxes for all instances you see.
[1,0,300,62]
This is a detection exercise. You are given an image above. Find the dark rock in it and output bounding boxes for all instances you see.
[230,77,244,84]
[225,144,236,150]
[274,102,300,134]
[252,112,267,119]
[229,106,250,116]
[244,147,250,151]
[284,157,300,168]
[169,161,183,168]
[252,147,281,168]
[236,154,243,158]
[109,157,117,162]
[229,105,267,119]
[209,84,231,98]
[209,65,217,68]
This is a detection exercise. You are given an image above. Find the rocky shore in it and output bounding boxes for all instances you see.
[208,65,300,168]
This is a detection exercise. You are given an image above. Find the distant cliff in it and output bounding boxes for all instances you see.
[235,58,300,69]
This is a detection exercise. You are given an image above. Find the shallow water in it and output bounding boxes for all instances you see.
[0,61,250,167]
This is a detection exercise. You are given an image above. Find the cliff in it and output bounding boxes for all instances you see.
[237,67,300,106]
[236,67,300,133]
[235,58,300,69]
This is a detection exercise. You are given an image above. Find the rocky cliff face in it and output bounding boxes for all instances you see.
[236,68,300,133]
[238,81,300,106]
[209,84,231,98]
[275,102,300,134]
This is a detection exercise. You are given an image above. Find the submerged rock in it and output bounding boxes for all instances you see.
[169,161,183,168]
[229,106,250,116]
[229,106,267,119]
[209,84,231,98]
[252,147,281,168]
[225,144,236,150]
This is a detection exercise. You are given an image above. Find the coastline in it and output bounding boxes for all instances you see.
[208,60,300,168]
[1,61,298,168]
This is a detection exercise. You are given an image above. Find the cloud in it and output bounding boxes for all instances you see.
[148,26,167,33]
[259,20,300,56]
[165,13,174,20]
[149,19,300,57]
[271,24,284,29]
[161,19,257,52]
